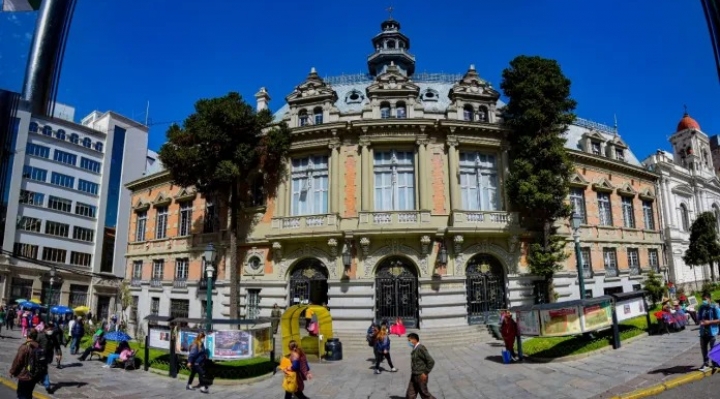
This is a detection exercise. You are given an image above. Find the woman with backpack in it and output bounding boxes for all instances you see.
[186,332,210,393]
[373,325,397,374]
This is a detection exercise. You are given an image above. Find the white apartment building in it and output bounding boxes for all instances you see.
[0,101,149,319]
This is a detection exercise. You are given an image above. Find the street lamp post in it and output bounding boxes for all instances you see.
[572,212,586,300]
[47,268,56,323]
[204,243,217,332]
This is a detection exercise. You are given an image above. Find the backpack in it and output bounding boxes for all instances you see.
[26,343,47,379]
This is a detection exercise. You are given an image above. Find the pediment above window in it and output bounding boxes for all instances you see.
[581,130,606,142]
[568,173,590,188]
[285,67,338,105]
[366,63,419,97]
[152,193,172,207]
[616,183,637,197]
[639,188,656,201]
[592,178,615,193]
[671,184,693,197]
[133,199,150,212]
[174,187,197,202]
[609,136,628,149]
[448,65,499,102]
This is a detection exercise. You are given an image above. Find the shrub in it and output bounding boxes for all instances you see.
[643,271,666,307]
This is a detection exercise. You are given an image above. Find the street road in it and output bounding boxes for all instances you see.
[0,383,18,398]
[650,373,720,398]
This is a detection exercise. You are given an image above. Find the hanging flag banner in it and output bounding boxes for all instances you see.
[2,0,42,12]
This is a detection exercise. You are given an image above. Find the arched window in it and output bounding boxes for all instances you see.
[298,110,309,127]
[463,105,473,121]
[42,126,52,136]
[94,142,103,152]
[679,203,690,232]
[56,129,66,140]
[28,122,38,133]
[82,137,92,148]
[478,106,489,122]
[313,107,323,125]
[380,102,391,119]
[69,133,79,144]
[396,101,407,119]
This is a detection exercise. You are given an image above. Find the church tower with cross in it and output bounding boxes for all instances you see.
[366,8,416,77]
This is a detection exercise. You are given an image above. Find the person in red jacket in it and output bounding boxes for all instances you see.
[500,310,518,361]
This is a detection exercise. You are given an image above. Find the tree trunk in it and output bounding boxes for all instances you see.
[228,180,240,322]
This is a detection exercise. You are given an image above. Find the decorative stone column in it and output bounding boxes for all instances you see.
[329,141,341,214]
[276,160,288,217]
[447,137,461,211]
[360,137,371,211]
[417,136,430,210]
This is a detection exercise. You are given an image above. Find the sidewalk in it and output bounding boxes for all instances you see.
[0,326,702,399]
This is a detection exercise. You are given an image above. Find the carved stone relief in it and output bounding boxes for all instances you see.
[454,239,516,276]
[277,244,337,279]
[363,240,427,278]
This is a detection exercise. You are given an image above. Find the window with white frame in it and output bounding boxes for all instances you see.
[175,258,189,280]
[459,151,499,211]
[45,221,69,237]
[591,141,602,155]
[132,261,143,279]
[135,211,147,241]
[679,203,690,231]
[69,251,92,267]
[75,202,96,218]
[603,248,618,276]
[19,190,44,206]
[179,202,192,236]
[291,155,329,215]
[247,289,260,319]
[569,188,587,223]
[150,298,159,316]
[42,247,67,263]
[374,150,415,211]
[648,249,659,272]
[72,226,94,242]
[627,248,640,273]
[155,206,168,239]
[621,196,635,228]
[598,192,613,226]
[580,247,592,276]
[48,196,72,213]
[152,260,164,280]
[643,201,655,230]
[203,197,218,233]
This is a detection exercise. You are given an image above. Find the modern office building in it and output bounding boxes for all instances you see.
[0,100,149,319]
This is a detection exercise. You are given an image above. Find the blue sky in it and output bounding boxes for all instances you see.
[1,0,719,160]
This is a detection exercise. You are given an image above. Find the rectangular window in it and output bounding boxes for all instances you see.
[69,251,92,267]
[42,247,67,263]
[155,206,168,239]
[77,179,99,195]
[459,151,499,211]
[135,211,147,241]
[130,296,138,322]
[72,226,94,242]
[17,216,41,232]
[203,198,218,233]
[19,189,44,206]
[53,149,77,166]
[643,201,655,230]
[150,298,159,316]
[604,286,624,295]
[627,248,640,274]
[69,285,88,308]
[584,290,594,299]
[569,188,587,223]
[291,155,329,215]
[132,261,143,279]
[48,195,72,213]
[75,202,97,218]
[603,248,618,277]
[79,157,101,173]
[175,258,189,280]
[615,148,625,161]
[45,221,69,237]
[23,165,47,182]
[373,150,415,211]
[179,202,192,236]
[580,248,592,277]
[597,192,613,226]
[26,143,50,158]
[170,299,189,319]
[632,284,641,291]
[621,197,635,228]
[648,249,660,272]
[247,289,261,319]
[50,172,74,188]
[591,141,601,155]
[152,259,164,280]
[13,243,38,259]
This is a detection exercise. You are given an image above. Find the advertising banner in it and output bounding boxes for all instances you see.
[212,330,253,359]
[615,297,647,323]
[148,327,171,350]
[176,330,214,358]
[581,301,613,332]
[515,310,540,336]
[539,306,581,337]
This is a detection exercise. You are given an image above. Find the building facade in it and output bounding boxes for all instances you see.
[0,101,149,319]
[643,113,720,290]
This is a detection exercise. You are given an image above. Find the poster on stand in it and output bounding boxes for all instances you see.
[148,327,171,350]
[515,310,540,336]
[212,330,253,359]
[539,307,581,337]
[615,297,647,323]
[581,301,613,332]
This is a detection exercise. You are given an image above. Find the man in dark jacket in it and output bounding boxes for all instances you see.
[406,333,436,399]
[36,322,58,393]
[70,317,84,355]
[10,329,40,399]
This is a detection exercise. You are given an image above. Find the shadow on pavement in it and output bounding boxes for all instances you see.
[52,381,87,392]
[484,355,506,364]
[60,362,83,368]
[648,365,696,375]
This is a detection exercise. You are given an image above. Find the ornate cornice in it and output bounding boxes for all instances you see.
[125,170,172,192]
[569,149,659,181]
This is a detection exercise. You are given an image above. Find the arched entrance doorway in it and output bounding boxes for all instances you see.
[288,259,329,306]
[375,257,419,329]
[466,254,506,325]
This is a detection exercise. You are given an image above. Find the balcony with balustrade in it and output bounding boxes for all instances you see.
[149,278,163,291]
[356,210,438,235]
[449,210,520,234]
[269,213,341,238]
[172,278,188,292]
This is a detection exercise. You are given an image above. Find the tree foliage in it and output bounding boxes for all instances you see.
[683,211,720,281]
[501,55,577,290]
[642,271,666,307]
[158,92,291,317]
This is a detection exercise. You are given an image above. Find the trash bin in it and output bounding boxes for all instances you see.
[324,338,343,361]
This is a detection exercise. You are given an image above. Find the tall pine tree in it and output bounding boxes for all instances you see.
[501,56,577,302]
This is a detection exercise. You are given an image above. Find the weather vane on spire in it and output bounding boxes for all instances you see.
[386,5,394,19]
[684,104,688,115]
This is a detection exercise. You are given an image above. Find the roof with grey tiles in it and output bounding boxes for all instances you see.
[563,119,642,167]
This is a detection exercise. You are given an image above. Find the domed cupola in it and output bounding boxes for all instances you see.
[367,11,416,77]
[676,112,701,132]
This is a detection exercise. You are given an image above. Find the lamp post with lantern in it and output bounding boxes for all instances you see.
[204,243,217,332]
[46,268,56,323]
[571,211,587,300]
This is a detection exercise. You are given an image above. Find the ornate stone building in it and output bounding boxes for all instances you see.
[643,113,720,290]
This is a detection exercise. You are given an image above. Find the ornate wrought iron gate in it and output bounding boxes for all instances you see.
[466,254,506,325]
[375,259,419,329]
[289,259,328,306]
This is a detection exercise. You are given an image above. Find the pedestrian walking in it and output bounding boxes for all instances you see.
[271,304,282,334]
[283,340,311,399]
[698,292,720,371]
[373,325,397,374]
[186,332,210,393]
[70,317,84,355]
[500,310,519,361]
[6,306,15,330]
[405,333,436,399]
[10,328,44,399]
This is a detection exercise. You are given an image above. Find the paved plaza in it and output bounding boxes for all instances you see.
[0,327,707,399]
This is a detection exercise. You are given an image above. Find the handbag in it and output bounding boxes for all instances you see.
[307,322,319,335]
[283,371,298,393]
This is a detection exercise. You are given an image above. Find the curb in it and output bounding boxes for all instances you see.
[609,369,713,399]
[0,377,52,399]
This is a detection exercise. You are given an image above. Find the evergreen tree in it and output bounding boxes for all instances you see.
[159,92,291,318]
[683,211,720,282]
[501,56,577,301]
